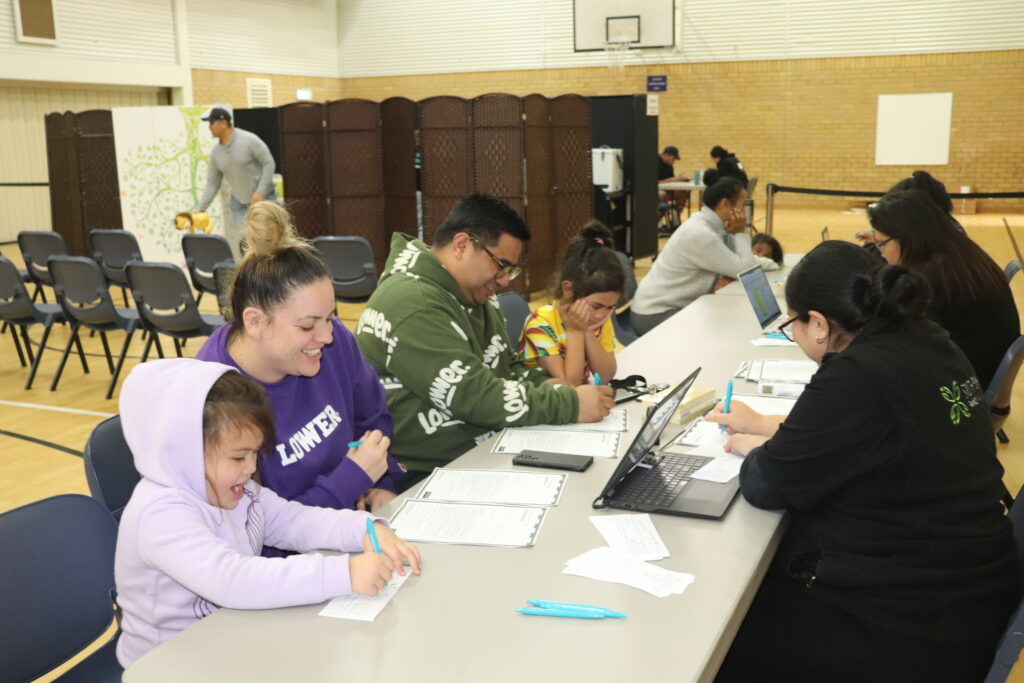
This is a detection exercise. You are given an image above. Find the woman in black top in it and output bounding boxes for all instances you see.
[710,241,1016,683]
[709,145,748,186]
[868,189,1018,389]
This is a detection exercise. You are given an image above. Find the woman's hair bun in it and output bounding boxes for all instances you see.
[869,265,930,325]
[244,201,308,258]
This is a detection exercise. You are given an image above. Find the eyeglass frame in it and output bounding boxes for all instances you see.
[778,315,801,342]
[469,235,522,281]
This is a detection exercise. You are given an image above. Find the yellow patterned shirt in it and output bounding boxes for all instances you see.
[518,302,615,382]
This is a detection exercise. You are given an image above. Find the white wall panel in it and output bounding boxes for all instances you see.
[0,84,167,241]
[336,0,1024,78]
[188,0,339,77]
[0,0,177,64]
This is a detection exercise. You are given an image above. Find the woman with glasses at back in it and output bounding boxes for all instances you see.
[707,241,1016,682]
[868,190,1018,396]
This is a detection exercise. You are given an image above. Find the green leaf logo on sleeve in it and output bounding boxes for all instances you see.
[939,381,971,425]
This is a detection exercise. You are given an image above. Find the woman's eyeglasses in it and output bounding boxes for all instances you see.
[778,315,800,342]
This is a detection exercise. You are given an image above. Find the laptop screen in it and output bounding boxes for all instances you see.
[595,368,701,501]
[738,266,781,328]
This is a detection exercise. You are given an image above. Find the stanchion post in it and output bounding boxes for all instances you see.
[766,183,775,235]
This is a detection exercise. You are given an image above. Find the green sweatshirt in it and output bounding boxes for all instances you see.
[355,233,579,472]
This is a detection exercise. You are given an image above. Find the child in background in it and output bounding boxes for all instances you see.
[751,233,784,269]
[519,222,625,386]
[114,358,421,668]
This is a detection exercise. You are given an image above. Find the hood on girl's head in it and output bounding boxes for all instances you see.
[119,359,236,502]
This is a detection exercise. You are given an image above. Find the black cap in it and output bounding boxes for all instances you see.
[201,107,231,123]
[662,146,679,160]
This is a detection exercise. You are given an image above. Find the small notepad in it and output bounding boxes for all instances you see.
[319,571,411,622]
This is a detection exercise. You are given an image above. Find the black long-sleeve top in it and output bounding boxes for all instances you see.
[932,282,1019,389]
[740,321,1016,642]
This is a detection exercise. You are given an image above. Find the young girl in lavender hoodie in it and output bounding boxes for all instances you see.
[114,358,420,668]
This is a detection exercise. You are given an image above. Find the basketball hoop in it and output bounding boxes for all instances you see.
[604,41,630,70]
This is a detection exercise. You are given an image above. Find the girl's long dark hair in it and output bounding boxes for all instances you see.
[867,190,1005,313]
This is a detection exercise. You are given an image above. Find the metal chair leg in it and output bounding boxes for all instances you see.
[998,429,1010,444]
[140,334,155,363]
[9,324,26,367]
[99,331,114,374]
[50,324,78,391]
[25,322,54,389]
[106,330,135,400]
[173,338,182,357]
[154,334,165,359]
[20,326,34,364]
[73,328,89,374]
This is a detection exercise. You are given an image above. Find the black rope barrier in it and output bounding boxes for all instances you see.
[765,183,1024,234]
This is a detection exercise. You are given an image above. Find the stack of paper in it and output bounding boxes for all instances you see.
[319,571,411,622]
[491,428,621,458]
[416,468,566,506]
[758,359,817,383]
[588,514,669,561]
[563,547,695,597]
[389,499,546,547]
[520,408,627,432]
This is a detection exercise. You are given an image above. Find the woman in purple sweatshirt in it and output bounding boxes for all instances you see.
[114,358,420,668]
[196,202,405,514]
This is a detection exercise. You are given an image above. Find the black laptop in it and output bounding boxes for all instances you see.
[592,368,741,519]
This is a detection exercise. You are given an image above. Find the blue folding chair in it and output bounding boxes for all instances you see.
[83,415,141,522]
[0,494,121,682]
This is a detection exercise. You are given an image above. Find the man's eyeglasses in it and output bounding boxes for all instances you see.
[778,315,800,342]
[470,236,522,281]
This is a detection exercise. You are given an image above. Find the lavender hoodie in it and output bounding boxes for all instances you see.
[114,359,374,668]
[195,319,404,510]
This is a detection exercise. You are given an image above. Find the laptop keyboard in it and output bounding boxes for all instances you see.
[620,453,708,508]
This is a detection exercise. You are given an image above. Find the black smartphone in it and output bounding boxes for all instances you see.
[512,450,593,472]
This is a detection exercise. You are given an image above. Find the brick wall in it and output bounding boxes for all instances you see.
[192,49,1024,210]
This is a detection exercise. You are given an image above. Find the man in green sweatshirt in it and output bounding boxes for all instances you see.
[356,194,614,485]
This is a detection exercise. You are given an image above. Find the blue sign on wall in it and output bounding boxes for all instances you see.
[647,75,667,92]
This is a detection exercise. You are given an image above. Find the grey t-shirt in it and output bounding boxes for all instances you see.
[196,128,275,211]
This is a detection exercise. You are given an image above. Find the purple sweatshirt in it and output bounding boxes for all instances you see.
[195,319,404,509]
[114,359,375,668]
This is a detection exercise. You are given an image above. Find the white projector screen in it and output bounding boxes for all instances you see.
[875,92,953,166]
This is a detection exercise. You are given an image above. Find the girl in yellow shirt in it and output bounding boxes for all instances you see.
[518,222,625,386]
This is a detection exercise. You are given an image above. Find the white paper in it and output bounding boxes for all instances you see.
[519,408,627,432]
[319,571,411,622]
[690,453,745,484]
[730,394,797,416]
[492,429,621,458]
[388,500,546,547]
[743,359,764,382]
[672,420,724,448]
[758,359,817,384]
[589,514,669,561]
[563,547,695,598]
[751,336,796,347]
[416,468,565,506]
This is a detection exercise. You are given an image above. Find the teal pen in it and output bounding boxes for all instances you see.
[527,600,627,617]
[366,517,382,554]
[348,440,363,449]
[517,607,606,619]
[593,372,601,386]
[721,379,734,434]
